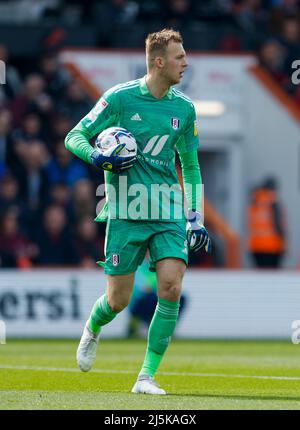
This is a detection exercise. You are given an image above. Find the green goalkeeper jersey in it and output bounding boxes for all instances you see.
[65,76,200,222]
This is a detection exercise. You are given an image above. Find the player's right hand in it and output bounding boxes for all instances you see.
[91,144,137,173]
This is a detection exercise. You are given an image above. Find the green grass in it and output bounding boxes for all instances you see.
[1,339,300,410]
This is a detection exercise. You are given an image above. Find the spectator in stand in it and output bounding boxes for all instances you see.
[48,181,76,225]
[228,0,268,35]
[278,17,300,95]
[280,17,300,69]
[268,0,300,35]
[50,112,73,142]
[247,176,286,268]
[10,73,54,128]
[75,215,104,268]
[9,112,50,190]
[259,38,289,86]
[95,0,139,46]
[57,79,94,125]
[0,44,22,105]
[0,173,22,214]
[12,140,50,214]
[11,111,48,147]
[48,181,71,207]
[0,208,36,268]
[33,204,79,266]
[295,82,300,107]
[71,178,95,222]
[39,51,71,100]
[0,108,13,170]
[0,169,43,238]
[162,0,193,29]
[44,140,89,187]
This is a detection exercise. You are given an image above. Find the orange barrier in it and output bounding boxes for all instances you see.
[64,62,101,101]
[249,65,300,124]
[204,198,242,268]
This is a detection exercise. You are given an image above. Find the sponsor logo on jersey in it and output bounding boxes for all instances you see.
[171,118,180,130]
[87,97,108,122]
[193,120,198,136]
[112,254,120,266]
[130,113,142,121]
[95,97,108,114]
[143,135,169,156]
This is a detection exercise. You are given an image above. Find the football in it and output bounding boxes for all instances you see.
[95,127,137,156]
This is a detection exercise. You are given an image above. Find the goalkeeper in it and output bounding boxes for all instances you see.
[65,28,211,395]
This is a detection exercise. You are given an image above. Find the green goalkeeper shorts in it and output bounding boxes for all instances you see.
[97,219,188,275]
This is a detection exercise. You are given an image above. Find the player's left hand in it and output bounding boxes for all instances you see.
[91,144,136,173]
[186,209,212,253]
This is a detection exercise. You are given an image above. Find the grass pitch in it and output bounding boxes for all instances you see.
[1,339,300,410]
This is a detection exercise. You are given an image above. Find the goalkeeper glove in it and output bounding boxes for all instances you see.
[186,209,212,253]
[91,144,137,173]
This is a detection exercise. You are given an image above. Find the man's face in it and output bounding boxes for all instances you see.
[161,41,188,85]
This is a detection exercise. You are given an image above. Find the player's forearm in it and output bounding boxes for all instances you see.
[179,150,202,213]
[65,125,94,165]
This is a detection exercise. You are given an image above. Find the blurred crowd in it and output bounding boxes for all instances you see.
[0,0,298,101]
[0,48,108,268]
[96,0,300,103]
[95,0,300,103]
[0,0,299,268]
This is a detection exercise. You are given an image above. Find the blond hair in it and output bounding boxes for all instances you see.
[145,28,183,70]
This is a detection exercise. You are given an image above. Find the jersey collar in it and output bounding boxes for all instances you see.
[139,76,173,99]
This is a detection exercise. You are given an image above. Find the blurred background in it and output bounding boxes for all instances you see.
[0,0,300,340]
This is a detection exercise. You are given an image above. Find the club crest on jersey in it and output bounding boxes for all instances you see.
[171,118,180,130]
[112,254,120,266]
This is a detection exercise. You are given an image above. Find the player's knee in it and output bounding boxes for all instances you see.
[109,298,129,313]
[159,282,181,301]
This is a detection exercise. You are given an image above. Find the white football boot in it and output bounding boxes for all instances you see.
[131,375,166,395]
[76,322,99,372]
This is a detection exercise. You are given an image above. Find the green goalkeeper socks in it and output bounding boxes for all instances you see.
[139,297,180,378]
[88,294,117,335]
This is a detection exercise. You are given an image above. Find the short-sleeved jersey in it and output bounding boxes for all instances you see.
[75,76,199,221]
